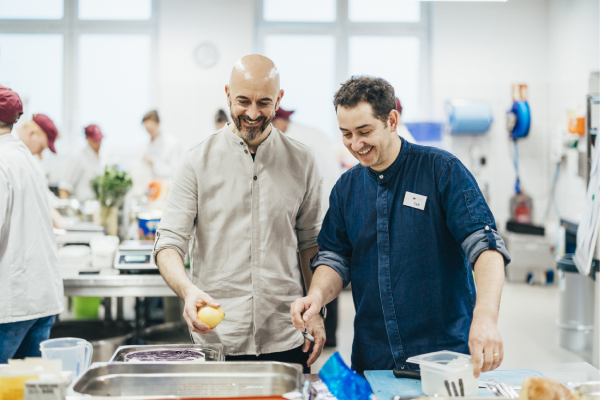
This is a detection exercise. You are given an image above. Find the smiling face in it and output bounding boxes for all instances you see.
[337,101,401,172]
[225,55,283,142]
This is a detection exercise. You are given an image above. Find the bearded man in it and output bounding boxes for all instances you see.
[153,55,325,372]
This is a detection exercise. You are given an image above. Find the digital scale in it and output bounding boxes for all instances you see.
[114,240,156,270]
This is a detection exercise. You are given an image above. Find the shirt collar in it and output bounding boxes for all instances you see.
[366,136,411,184]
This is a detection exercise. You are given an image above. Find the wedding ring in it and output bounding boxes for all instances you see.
[493,353,500,357]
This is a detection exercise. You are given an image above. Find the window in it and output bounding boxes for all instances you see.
[78,0,152,20]
[264,35,337,136]
[257,0,430,143]
[0,0,64,20]
[0,1,157,181]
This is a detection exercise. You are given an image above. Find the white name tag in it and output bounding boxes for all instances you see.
[403,191,427,211]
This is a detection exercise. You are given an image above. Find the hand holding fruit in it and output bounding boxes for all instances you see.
[183,286,221,334]
[198,306,225,328]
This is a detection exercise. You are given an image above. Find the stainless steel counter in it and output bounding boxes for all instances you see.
[63,275,176,297]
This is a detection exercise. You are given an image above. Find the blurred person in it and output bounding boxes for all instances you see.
[273,107,342,347]
[154,55,325,372]
[16,113,67,229]
[59,124,104,202]
[395,97,416,143]
[291,76,510,376]
[141,110,182,180]
[214,109,229,130]
[0,85,63,363]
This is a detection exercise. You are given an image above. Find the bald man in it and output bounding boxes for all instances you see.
[154,55,325,371]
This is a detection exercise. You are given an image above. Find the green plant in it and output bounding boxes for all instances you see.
[91,166,133,208]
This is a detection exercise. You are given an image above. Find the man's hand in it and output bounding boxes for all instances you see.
[304,314,326,367]
[468,313,503,378]
[183,286,221,335]
[291,294,323,330]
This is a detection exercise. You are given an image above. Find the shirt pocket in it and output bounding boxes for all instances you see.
[463,189,491,224]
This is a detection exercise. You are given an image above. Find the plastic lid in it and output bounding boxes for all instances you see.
[406,350,472,373]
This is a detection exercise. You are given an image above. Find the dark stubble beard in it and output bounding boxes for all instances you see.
[230,110,273,141]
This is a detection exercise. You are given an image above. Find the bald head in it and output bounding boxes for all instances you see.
[225,54,284,142]
[229,54,280,90]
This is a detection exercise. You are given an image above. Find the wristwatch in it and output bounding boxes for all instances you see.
[319,306,327,320]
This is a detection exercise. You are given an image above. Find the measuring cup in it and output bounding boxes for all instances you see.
[40,337,93,377]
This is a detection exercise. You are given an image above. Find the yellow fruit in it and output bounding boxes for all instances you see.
[197,306,225,328]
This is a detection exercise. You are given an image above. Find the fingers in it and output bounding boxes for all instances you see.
[198,293,220,309]
[491,344,504,371]
[307,327,325,367]
[184,303,213,334]
[302,338,312,353]
[290,299,307,330]
[481,344,494,373]
[302,302,321,325]
[470,340,483,378]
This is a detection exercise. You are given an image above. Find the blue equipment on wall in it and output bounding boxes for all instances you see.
[509,100,531,141]
[447,99,494,135]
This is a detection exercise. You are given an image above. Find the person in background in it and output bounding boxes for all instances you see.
[215,109,229,130]
[154,55,326,372]
[0,85,64,363]
[272,106,341,348]
[16,113,67,229]
[141,110,182,180]
[291,76,510,377]
[59,124,104,202]
[395,97,416,143]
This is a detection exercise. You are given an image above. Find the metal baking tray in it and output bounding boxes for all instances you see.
[110,344,225,362]
[70,361,304,399]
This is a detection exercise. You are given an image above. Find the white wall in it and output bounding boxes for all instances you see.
[156,0,255,148]
[431,0,599,231]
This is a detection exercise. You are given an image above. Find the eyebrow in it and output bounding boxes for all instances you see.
[236,96,273,102]
[340,124,373,131]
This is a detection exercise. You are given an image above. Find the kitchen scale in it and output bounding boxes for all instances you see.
[114,240,156,271]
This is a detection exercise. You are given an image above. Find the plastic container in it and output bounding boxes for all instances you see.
[72,297,101,319]
[90,235,120,268]
[40,337,93,378]
[406,351,478,396]
[138,211,161,240]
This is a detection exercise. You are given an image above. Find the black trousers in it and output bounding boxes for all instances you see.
[225,345,310,373]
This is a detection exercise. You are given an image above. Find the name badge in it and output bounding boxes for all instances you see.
[403,191,427,211]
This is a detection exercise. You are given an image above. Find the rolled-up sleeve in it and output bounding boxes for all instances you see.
[153,153,198,262]
[461,228,511,267]
[311,184,353,287]
[295,153,323,250]
[437,157,511,267]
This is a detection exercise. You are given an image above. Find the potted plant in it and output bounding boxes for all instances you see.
[91,166,132,236]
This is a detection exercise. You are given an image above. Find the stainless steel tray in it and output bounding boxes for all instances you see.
[71,361,304,399]
[110,343,224,362]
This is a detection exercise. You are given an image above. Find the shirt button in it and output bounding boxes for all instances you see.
[379,175,384,179]
[485,225,490,231]
[244,150,248,154]
[253,176,257,180]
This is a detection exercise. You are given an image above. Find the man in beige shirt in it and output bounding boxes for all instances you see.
[153,55,325,372]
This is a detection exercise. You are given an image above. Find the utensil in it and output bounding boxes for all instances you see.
[302,326,315,343]
[393,368,421,380]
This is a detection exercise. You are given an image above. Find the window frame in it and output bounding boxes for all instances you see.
[255,0,432,121]
[0,0,158,153]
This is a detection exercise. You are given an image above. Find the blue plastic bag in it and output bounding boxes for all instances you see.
[318,352,372,400]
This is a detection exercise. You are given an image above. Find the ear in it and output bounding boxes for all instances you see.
[225,85,231,107]
[388,109,400,133]
[276,89,284,110]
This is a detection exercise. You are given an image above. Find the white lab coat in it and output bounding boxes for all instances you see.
[59,145,103,202]
[284,122,343,212]
[142,133,183,180]
[0,133,64,323]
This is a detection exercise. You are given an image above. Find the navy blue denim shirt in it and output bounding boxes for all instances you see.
[311,138,511,373]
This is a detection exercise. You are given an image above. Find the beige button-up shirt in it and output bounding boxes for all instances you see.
[154,125,323,356]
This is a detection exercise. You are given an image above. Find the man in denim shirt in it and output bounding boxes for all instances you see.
[291,77,510,377]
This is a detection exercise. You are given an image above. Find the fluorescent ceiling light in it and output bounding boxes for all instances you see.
[417,0,507,2]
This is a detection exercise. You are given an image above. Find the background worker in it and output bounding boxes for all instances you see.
[0,85,63,363]
[154,55,326,372]
[215,109,229,130]
[59,124,104,202]
[394,97,416,143]
[141,110,182,180]
[16,113,66,229]
[272,106,342,347]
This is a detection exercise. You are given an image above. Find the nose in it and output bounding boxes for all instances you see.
[246,104,261,120]
[351,136,365,152]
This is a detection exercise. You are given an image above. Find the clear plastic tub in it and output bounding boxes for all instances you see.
[406,350,478,396]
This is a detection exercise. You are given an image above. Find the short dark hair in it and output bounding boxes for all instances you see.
[333,76,396,124]
[215,109,228,124]
[0,121,13,131]
[142,110,160,124]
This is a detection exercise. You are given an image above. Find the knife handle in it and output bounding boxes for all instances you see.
[393,368,421,380]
